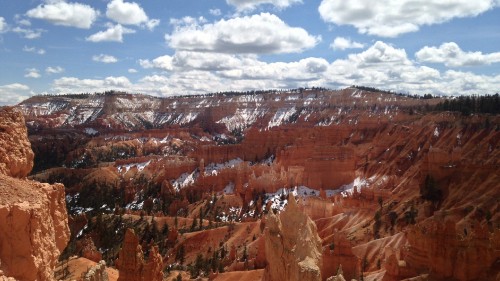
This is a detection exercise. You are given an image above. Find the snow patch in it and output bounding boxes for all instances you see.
[205,158,243,176]
[117,160,151,173]
[84,128,99,135]
[171,170,198,191]
[268,107,297,129]
[434,127,440,137]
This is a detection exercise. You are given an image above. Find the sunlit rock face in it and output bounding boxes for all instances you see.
[0,107,69,281]
[264,195,322,281]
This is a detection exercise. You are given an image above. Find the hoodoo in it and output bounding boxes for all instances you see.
[264,194,323,281]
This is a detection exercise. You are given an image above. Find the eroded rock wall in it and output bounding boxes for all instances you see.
[0,107,33,178]
[0,107,69,281]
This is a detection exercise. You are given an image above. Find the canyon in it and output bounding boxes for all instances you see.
[0,87,498,280]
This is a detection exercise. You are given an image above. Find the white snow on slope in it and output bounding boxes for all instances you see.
[117,160,151,173]
[218,108,266,131]
[204,158,243,176]
[171,170,199,191]
[268,107,297,129]
[84,128,99,135]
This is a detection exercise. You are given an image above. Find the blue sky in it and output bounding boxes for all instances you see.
[0,0,499,104]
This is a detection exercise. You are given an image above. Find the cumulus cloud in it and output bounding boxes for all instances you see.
[0,83,32,105]
[86,24,135,42]
[415,42,500,67]
[128,68,138,73]
[92,54,118,63]
[26,0,99,29]
[0,17,6,33]
[319,0,498,37]
[167,13,320,54]
[24,68,41,78]
[41,40,499,97]
[139,55,174,71]
[330,37,364,50]
[46,66,64,74]
[106,0,160,30]
[12,27,44,39]
[23,46,46,55]
[226,0,302,11]
[52,76,132,93]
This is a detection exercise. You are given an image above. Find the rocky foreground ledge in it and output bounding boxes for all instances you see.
[0,107,70,281]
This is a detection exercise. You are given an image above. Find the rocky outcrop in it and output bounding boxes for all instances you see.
[81,236,103,263]
[0,107,70,281]
[0,107,33,178]
[83,261,109,281]
[325,265,346,281]
[263,195,322,281]
[115,229,163,281]
[404,217,498,281]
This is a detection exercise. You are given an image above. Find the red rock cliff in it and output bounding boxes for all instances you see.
[0,107,69,281]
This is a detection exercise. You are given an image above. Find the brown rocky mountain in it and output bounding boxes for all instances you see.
[1,87,498,280]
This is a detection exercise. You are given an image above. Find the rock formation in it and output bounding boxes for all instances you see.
[81,235,103,263]
[0,107,69,281]
[115,228,163,281]
[83,260,109,281]
[0,107,33,178]
[404,217,498,281]
[325,265,346,281]
[263,194,322,281]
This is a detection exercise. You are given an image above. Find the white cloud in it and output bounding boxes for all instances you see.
[14,14,32,26]
[128,68,138,73]
[415,42,500,67]
[0,83,32,105]
[139,51,329,92]
[86,24,135,42]
[145,19,160,31]
[0,17,6,33]
[45,66,64,74]
[167,13,320,54]
[92,54,118,63]
[43,40,499,97]
[23,46,46,55]
[106,0,160,30]
[12,27,44,39]
[330,37,364,50]
[319,0,498,37]
[169,16,207,26]
[209,9,222,16]
[322,41,500,95]
[52,76,131,93]
[139,55,173,71]
[26,0,99,29]
[226,0,302,11]
[24,68,41,78]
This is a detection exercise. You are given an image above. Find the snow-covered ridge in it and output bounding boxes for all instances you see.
[21,88,412,131]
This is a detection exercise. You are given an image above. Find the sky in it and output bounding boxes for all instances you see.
[0,0,499,105]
